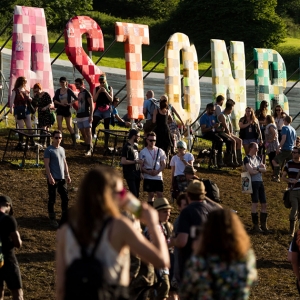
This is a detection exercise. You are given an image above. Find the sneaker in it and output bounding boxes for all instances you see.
[93,134,97,140]
[85,150,92,156]
[50,219,59,228]
[80,142,88,146]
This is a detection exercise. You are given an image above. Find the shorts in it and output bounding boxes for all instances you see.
[0,260,22,290]
[77,119,92,129]
[274,149,292,165]
[251,181,266,204]
[56,106,71,118]
[143,179,163,193]
[243,138,258,145]
[14,105,30,117]
[94,109,111,120]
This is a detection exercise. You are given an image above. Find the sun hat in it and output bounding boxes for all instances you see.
[153,198,172,211]
[186,180,206,199]
[177,140,187,149]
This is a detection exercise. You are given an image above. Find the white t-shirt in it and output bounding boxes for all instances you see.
[139,147,166,180]
[170,153,194,176]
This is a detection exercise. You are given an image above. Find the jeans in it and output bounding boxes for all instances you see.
[47,179,69,217]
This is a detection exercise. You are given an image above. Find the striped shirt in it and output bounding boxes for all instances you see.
[283,160,300,190]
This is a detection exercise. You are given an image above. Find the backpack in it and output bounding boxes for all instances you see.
[201,179,221,203]
[147,98,160,118]
[64,217,125,300]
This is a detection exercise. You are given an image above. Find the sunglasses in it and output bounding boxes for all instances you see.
[275,109,281,111]
[115,187,127,198]
[100,81,106,84]
[148,139,156,142]
[54,136,62,140]
[177,147,185,149]
[292,151,299,154]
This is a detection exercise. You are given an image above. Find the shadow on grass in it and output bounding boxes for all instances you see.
[256,258,291,270]
[17,251,55,263]
[16,216,59,231]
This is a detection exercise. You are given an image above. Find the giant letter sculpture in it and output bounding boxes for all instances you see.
[9,5,54,104]
[211,39,246,130]
[253,48,288,114]
[115,22,149,120]
[65,16,104,94]
[164,33,200,125]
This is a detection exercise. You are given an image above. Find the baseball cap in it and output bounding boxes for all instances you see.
[184,165,197,175]
[177,140,187,149]
[0,195,13,215]
[186,180,206,199]
[154,198,172,211]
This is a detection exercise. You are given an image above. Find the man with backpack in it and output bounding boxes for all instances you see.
[0,195,23,300]
[169,180,220,282]
[143,91,159,136]
[121,129,144,198]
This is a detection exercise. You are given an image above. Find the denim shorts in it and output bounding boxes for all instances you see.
[14,105,30,117]
[251,181,266,204]
[93,108,111,119]
[243,138,258,145]
[77,119,92,129]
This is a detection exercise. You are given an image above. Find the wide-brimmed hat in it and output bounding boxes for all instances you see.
[153,198,172,211]
[186,180,206,199]
[0,195,13,215]
[184,165,197,175]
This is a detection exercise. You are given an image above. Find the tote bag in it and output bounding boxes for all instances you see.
[241,172,252,194]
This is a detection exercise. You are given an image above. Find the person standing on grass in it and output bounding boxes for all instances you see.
[140,132,166,204]
[243,142,268,233]
[121,129,144,198]
[282,146,300,237]
[44,130,71,228]
[91,74,113,149]
[272,115,296,182]
[53,77,78,148]
[0,195,23,300]
[74,78,94,156]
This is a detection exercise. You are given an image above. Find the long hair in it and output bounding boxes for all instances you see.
[195,209,250,261]
[272,105,286,119]
[14,76,26,89]
[70,166,120,245]
[266,115,275,125]
[243,107,257,123]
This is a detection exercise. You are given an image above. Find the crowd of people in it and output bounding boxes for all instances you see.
[2,80,300,299]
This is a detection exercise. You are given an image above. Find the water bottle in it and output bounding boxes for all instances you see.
[124,192,142,218]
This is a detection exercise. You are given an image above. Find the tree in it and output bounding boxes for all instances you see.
[0,0,93,32]
[93,0,179,20]
[168,0,286,51]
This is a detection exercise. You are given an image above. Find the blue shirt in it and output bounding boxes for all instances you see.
[200,113,217,136]
[143,98,156,120]
[281,125,296,151]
